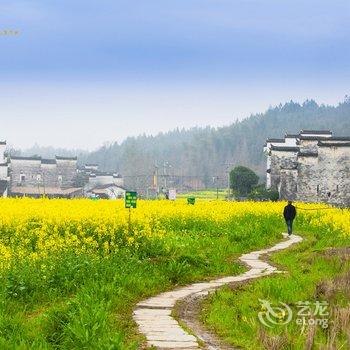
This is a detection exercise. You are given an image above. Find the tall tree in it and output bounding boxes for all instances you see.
[230,166,259,196]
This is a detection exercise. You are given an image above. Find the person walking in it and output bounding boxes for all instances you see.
[283,201,296,236]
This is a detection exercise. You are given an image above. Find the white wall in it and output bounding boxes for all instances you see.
[0,144,5,163]
[87,175,124,190]
[0,165,7,180]
[284,137,298,146]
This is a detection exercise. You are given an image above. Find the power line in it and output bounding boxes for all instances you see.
[295,206,343,211]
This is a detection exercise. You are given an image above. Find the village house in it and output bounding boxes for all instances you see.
[0,140,124,199]
[0,141,9,196]
[80,164,125,199]
[9,154,82,198]
[265,130,350,207]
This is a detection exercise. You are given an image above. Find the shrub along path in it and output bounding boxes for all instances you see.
[133,233,303,349]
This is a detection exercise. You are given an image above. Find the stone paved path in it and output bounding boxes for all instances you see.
[133,233,303,349]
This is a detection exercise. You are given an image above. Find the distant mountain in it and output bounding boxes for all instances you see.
[21,98,350,187]
[22,144,87,159]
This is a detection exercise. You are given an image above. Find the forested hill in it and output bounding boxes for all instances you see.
[80,99,350,182]
[25,99,350,184]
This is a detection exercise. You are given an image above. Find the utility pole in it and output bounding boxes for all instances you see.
[224,162,235,200]
[154,163,159,199]
[42,170,46,197]
[163,161,172,191]
[216,176,219,200]
[163,162,167,190]
[227,167,230,199]
[213,176,219,200]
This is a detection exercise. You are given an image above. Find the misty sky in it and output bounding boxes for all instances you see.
[1,0,350,150]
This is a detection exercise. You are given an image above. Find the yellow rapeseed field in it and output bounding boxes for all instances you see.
[0,198,348,270]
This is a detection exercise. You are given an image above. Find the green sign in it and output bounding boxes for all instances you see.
[187,196,195,205]
[125,191,137,208]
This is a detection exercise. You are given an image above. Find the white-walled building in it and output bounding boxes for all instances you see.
[0,139,82,198]
[0,141,8,196]
[0,141,8,180]
[86,172,123,190]
[84,170,125,199]
[265,130,350,207]
[0,139,125,199]
[9,155,82,198]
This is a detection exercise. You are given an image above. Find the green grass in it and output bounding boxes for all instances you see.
[177,189,227,200]
[0,213,285,349]
[201,221,350,349]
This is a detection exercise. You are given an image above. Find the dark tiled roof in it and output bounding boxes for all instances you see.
[41,158,56,164]
[89,171,122,178]
[85,163,98,167]
[11,155,41,161]
[318,141,350,147]
[300,130,332,135]
[95,172,113,176]
[285,134,300,138]
[91,184,126,190]
[266,138,285,143]
[328,137,350,141]
[11,155,78,163]
[299,135,331,141]
[56,155,77,161]
[0,141,6,145]
[270,145,299,152]
[298,152,318,157]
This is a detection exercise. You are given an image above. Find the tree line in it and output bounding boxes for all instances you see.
[22,98,350,187]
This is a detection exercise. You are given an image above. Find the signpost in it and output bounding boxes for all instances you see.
[125,191,137,208]
[125,191,137,234]
[168,188,176,200]
[187,196,195,205]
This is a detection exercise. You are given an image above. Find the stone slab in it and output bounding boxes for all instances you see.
[133,233,303,349]
[148,340,199,348]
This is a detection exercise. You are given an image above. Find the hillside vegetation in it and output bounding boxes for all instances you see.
[24,99,350,185]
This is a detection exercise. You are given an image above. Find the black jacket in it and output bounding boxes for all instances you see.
[283,204,296,221]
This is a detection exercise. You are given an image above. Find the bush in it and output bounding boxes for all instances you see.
[230,166,259,196]
[248,184,279,201]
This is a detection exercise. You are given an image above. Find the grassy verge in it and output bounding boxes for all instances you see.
[177,189,227,200]
[201,220,350,349]
[0,213,284,349]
